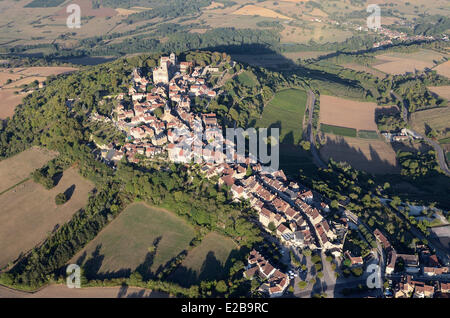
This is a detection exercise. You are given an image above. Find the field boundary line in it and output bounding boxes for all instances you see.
[0,177,30,196]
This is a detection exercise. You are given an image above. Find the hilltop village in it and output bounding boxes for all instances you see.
[86,53,450,298]
[87,53,347,297]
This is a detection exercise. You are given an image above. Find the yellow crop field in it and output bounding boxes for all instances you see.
[233,5,292,20]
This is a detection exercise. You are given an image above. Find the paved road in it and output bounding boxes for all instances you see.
[306,89,326,169]
[391,90,450,177]
[294,275,375,298]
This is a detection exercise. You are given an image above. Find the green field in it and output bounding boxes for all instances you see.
[71,202,195,279]
[254,88,307,144]
[320,123,357,137]
[358,130,379,139]
[169,232,238,287]
[236,71,259,87]
[439,137,450,144]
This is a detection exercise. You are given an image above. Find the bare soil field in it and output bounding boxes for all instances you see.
[319,95,386,131]
[3,76,46,88]
[13,66,78,77]
[0,89,30,119]
[0,72,22,86]
[320,134,400,174]
[373,49,446,75]
[115,8,140,16]
[308,8,328,17]
[0,0,127,46]
[411,107,450,138]
[0,146,58,194]
[0,167,94,269]
[435,61,450,79]
[205,1,225,10]
[232,5,292,20]
[0,284,169,298]
[0,66,77,117]
[428,86,450,100]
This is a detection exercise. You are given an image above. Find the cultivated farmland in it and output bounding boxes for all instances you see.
[8,66,78,77]
[0,284,169,298]
[0,167,94,269]
[319,134,400,174]
[372,49,447,75]
[72,203,195,278]
[320,123,357,137]
[0,146,58,194]
[0,89,29,119]
[340,63,387,78]
[428,86,450,101]
[169,232,238,286]
[232,5,292,20]
[0,66,78,118]
[358,130,380,139]
[435,61,450,79]
[254,88,307,144]
[319,95,383,131]
[411,107,450,139]
[0,71,22,86]
[2,76,46,89]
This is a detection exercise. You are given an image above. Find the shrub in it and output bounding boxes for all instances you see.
[351,267,364,277]
[311,254,321,264]
[55,193,68,205]
[298,280,307,289]
[302,249,312,257]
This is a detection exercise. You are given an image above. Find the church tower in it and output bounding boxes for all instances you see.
[169,53,177,66]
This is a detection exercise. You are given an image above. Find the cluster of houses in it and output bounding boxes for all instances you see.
[244,249,290,297]
[392,275,449,298]
[225,166,344,256]
[91,53,219,164]
[88,53,349,297]
[382,128,423,143]
[374,229,450,298]
[373,26,436,48]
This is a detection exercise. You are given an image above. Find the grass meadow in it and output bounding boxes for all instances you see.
[320,123,357,138]
[254,88,307,144]
[169,232,238,286]
[71,202,196,279]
